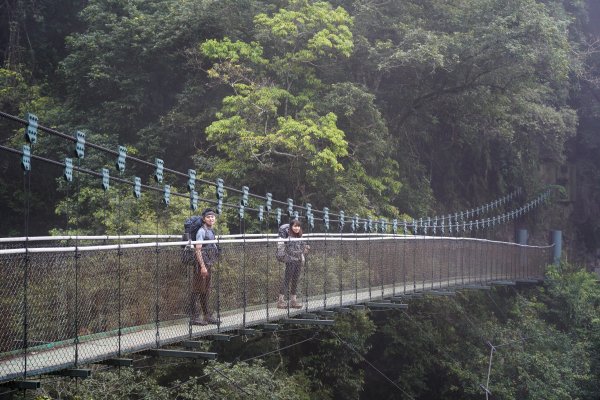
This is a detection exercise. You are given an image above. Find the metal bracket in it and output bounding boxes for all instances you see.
[163,185,170,206]
[216,178,224,199]
[64,158,73,182]
[154,158,164,183]
[75,130,85,159]
[116,145,126,172]
[25,113,38,144]
[241,186,249,207]
[265,192,272,212]
[187,169,196,192]
[190,190,198,211]
[21,144,31,171]
[102,168,110,191]
[133,177,141,198]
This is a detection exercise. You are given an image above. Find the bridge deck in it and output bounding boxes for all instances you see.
[0,278,494,382]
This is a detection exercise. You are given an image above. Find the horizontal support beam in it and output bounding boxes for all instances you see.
[49,369,91,378]
[462,285,491,290]
[281,319,335,326]
[516,279,542,285]
[336,307,352,313]
[300,313,319,319]
[99,358,133,367]
[403,292,425,297]
[144,349,217,360]
[429,291,456,297]
[490,280,516,286]
[238,329,260,336]
[317,310,336,317]
[349,304,365,310]
[366,302,408,309]
[262,324,280,331]
[209,334,232,342]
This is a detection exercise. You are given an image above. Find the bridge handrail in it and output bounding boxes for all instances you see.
[0,232,483,243]
[0,236,555,255]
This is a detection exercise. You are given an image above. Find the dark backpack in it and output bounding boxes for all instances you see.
[276,224,290,262]
[183,216,204,241]
[182,216,203,263]
[278,224,290,239]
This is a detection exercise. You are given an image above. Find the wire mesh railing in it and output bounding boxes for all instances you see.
[0,235,552,382]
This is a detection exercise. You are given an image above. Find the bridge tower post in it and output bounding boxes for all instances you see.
[551,230,562,264]
[516,229,528,245]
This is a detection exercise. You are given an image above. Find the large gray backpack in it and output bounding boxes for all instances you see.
[276,224,290,262]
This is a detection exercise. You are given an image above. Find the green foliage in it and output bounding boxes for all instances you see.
[176,360,310,400]
[347,0,577,210]
[198,0,400,214]
[295,310,375,399]
[363,264,600,399]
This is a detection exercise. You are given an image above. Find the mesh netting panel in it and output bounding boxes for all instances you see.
[77,249,120,363]
[0,254,25,379]
[27,252,76,372]
[0,237,552,382]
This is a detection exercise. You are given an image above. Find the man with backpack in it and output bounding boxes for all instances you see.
[191,208,220,325]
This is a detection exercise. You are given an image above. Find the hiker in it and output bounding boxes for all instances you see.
[277,219,309,309]
[192,208,220,325]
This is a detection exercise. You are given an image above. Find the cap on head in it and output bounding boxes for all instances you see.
[202,208,216,218]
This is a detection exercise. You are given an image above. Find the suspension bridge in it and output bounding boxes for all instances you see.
[0,112,558,389]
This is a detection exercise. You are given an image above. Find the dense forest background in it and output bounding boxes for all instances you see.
[2,0,600,398]
[1,0,599,262]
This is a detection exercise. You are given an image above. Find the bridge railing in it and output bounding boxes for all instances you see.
[0,236,551,382]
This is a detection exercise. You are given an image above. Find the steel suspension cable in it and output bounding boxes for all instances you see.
[326,331,415,399]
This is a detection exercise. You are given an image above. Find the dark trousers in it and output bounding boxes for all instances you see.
[280,261,302,296]
[191,264,212,317]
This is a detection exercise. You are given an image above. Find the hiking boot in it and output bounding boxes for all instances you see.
[204,315,220,325]
[290,301,303,309]
[276,299,287,309]
[191,317,207,326]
